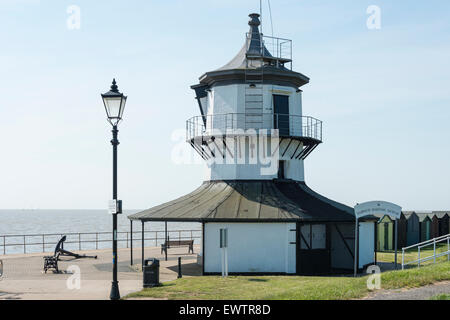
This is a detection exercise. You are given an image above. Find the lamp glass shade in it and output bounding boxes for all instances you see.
[119,96,127,119]
[102,79,127,126]
[103,96,123,119]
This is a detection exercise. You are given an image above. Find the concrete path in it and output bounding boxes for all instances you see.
[365,281,450,300]
[0,245,201,300]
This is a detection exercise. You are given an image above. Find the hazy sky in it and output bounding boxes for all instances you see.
[0,0,449,211]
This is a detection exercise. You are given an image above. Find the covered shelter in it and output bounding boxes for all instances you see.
[128,180,377,275]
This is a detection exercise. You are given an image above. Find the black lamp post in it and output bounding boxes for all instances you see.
[101,79,127,300]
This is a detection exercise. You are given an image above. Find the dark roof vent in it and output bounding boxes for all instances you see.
[248,13,261,26]
[247,13,264,57]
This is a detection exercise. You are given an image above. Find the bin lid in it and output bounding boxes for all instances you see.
[144,258,160,266]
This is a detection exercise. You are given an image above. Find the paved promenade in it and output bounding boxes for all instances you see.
[0,245,201,300]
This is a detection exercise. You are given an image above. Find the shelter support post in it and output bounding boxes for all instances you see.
[202,222,205,276]
[141,221,144,269]
[354,218,359,277]
[130,220,133,266]
[395,219,398,270]
[374,222,378,265]
[165,221,168,261]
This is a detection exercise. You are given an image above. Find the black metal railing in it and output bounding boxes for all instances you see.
[187,113,322,142]
[0,229,202,256]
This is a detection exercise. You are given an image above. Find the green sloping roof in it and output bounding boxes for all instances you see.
[128,180,359,223]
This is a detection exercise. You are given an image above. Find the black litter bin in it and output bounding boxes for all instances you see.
[143,258,160,288]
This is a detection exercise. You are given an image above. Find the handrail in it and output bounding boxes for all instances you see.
[0,229,201,256]
[401,233,450,270]
[246,33,293,64]
[402,233,450,250]
[186,113,323,142]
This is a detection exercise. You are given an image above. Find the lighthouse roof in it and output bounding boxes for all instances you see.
[195,13,310,89]
[215,13,274,71]
[127,181,374,223]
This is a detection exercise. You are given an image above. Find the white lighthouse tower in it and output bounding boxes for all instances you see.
[130,13,376,276]
[189,13,322,182]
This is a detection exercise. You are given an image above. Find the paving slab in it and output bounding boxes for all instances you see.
[0,245,201,300]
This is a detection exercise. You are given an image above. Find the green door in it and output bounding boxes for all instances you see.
[384,223,389,251]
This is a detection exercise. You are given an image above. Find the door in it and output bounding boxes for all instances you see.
[407,217,419,246]
[384,223,389,251]
[273,95,290,136]
[298,224,330,275]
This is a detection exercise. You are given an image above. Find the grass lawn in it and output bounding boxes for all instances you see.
[430,294,450,300]
[377,243,450,266]
[125,261,450,300]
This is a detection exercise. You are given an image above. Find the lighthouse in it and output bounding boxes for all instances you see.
[189,13,320,182]
[129,13,377,275]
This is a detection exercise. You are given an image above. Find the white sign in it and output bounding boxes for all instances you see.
[355,201,402,220]
[108,200,117,214]
[220,228,228,248]
[220,228,229,277]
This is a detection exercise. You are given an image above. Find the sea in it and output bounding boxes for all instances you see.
[0,210,201,255]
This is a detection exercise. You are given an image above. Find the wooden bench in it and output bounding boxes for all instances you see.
[161,240,194,255]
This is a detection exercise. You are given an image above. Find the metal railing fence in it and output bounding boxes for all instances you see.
[187,113,323,142]
[401,233,450,269]
[0,229,202,256]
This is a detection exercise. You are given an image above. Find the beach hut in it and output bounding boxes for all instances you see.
[404,211,420,246]
[397,213,407,249]
[435,212,450,236]
[376,215,394,252]
[128,13,377,275]
[430,214,440,239]
[416,212,432,242]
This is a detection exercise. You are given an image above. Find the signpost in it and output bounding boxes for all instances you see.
[220,228,228,277]
[108,200,122,215]
[354,201,402,276]
[108,200,117,214]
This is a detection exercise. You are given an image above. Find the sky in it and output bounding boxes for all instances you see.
[0,0,449,211]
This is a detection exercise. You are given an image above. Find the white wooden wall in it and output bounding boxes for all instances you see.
[204,223,296,274]
[203,83,305,182]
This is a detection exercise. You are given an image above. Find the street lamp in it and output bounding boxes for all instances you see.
[101,78,127,300]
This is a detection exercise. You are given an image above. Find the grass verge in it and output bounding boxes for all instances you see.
[125,261,450,300]
[430,294,450,300]
[377,244,449,266]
